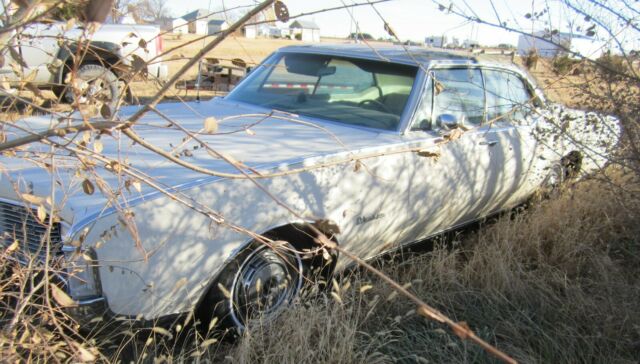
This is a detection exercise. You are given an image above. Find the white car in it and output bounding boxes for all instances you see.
[0,22,168,109]
[0,45,620,330]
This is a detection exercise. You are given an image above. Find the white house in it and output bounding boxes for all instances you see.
[172,17,188,34]
[463,39,480,49]
[174,9,227,35]
[289,20,320,42]
[264,26,290,39]
[208,19,229,35]
[518,31,608,60]
[425,35,446,48]
[243,25,258,39]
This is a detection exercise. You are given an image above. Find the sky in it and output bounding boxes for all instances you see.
[163,0,575,46]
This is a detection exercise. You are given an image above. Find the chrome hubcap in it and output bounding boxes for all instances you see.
[66,78,113,108]
[229,244,302,328]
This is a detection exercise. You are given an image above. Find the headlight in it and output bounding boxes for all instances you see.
[62,246,101,300]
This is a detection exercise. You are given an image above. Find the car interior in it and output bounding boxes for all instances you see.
[228,53,418,131]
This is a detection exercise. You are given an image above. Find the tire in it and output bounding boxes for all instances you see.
[62,64,121,112]
[539,152,582,198]
[197,239,305,334]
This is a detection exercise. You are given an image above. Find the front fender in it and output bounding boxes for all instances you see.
[54,41,125,84]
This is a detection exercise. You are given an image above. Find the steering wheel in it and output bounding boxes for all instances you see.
[358,99,392,114]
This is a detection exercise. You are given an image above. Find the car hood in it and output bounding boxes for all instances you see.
[0,98,402,232]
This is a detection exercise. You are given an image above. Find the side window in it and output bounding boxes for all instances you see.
[410,77,433,130]
[432,68,485,126]
[484,70,533,123]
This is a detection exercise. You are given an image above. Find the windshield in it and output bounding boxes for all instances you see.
[226,52,418,131]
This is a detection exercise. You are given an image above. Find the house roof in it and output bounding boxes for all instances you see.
[179,9,225,22]
[289,20,320,30]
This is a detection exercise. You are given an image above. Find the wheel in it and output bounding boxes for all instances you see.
[62,64,121,112]
[539,152,582,198]
[358,99,392,113]
[541,161,566,198]
[198,239,304,333]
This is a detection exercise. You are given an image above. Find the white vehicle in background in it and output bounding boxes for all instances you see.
[0,45,620,332]
[0,22,168,109]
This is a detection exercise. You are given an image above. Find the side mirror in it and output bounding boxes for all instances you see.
[436,113,461,129]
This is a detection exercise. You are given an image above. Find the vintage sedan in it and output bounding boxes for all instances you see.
[0,44,620,330]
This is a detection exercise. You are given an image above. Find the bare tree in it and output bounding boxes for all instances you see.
[137,0,171,23]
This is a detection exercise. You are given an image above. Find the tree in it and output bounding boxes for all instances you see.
[136,0,171,23]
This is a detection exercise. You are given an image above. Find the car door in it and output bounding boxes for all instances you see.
[401,67,497,242]
[482,68,540,209]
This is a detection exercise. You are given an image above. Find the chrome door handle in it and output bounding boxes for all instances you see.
[479,140,498,147]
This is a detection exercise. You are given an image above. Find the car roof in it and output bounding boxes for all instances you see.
[277,43,533,87]
[278,43,516,68]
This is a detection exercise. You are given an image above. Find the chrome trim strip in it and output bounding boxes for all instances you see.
[77,296,106,306]
[398,66,427,135]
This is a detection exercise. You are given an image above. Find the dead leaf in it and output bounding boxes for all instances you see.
[93,140,103,154]
[6,240,18,252]
[64,18,76,31]
[82,179,95,195]
[444,128,464,142]
[132,181,142,193]
[384,22,396,37]
[21,193,45,205]
[51,284,77,308]
[100,104,112,119]
[131,54,147,77]
[274,1,290,22]
[434,80,445,95]
[36,205,47,223]
[204,117,218,133]
[231,58,246,68]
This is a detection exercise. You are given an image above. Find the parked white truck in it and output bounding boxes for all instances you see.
[0,22,168,109]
